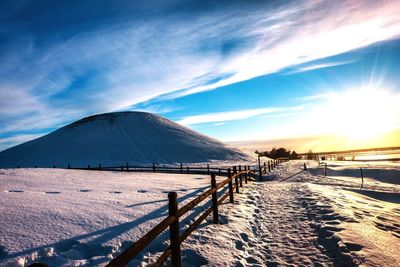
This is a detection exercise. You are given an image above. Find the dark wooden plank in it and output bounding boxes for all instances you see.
[106,215,175,267]
[168,192,181,267]
[152,248,172,267]
[178,188,216,217]
[211,174,218,224]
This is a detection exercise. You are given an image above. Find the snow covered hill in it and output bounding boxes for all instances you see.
[0,112,250,168]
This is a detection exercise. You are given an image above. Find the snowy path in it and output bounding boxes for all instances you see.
[184,160,399,266]
[184,181,363,266]
[248,183,334,266]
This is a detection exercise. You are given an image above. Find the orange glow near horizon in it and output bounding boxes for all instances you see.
[233,129,400,154]
[298,86,400,151]
[233,86,400,153]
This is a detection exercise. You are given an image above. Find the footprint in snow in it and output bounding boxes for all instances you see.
[0,245,8,258]
[45,191,61,194]
[344,242,364,252]
[109,191,122,194]
[235,240,244,250]
[137,190,147,193]
[8,190,24,193]
[218,214,229,224]
[79,189,91,193]
[240,232,250,242]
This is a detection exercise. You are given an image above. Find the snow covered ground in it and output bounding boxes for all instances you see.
[1,160,399,266]
[0,169,226,266]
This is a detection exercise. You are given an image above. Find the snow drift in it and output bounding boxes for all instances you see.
[0,111,250,168]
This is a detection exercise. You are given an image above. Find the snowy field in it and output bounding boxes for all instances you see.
[1,160,400,266]
[0,169,227,266]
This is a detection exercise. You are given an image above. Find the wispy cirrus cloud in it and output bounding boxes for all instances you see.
[177,106,303,126]
[295,92,335,103]
[1,0,400,149]
[284,60,356,75]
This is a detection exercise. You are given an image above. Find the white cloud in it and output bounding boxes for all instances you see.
[177,106,303,126]
[285,60,355,75]
[295,92,335,103]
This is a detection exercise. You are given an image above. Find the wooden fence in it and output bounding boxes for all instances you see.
[28,160,292,267]
[105,167,256,266]
[258,159,288,179]
[68,163,232,176]
[22,159,289,179]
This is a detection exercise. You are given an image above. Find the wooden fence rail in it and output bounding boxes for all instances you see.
[69,164,232,174]
[105,168,255,267]
[66,163,263,178]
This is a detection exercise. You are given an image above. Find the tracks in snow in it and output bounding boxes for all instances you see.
[232,182,361,266]
[184,180,362,266]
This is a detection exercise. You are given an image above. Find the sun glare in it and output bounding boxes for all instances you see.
[317,86,400,143]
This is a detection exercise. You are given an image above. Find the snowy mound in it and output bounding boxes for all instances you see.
[0,112,250,168]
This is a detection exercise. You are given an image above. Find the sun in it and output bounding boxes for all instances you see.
[316,86,400,143]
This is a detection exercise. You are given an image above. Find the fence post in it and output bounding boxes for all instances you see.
[303,163,307,171]
[258,163,262,180]
[152,163,156,173]
[360,167,364,189]
[244,166,248,184]
[207,164,210,175]
[268,161,271,172]
[168,192,181,267]
[211,173,219,224]
[187,166,189,174]
[126,162,129,171]
[263,162,266,174]
[238,165,243,187]
[233,166,239,193]
[180,163,183,173]
[228,168,234,203]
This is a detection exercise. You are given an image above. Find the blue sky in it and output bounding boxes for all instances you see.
[1,0,400,151]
